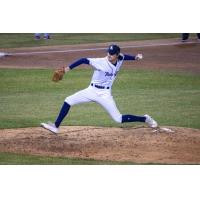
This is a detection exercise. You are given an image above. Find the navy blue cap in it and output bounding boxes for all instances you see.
[107,44,120,55]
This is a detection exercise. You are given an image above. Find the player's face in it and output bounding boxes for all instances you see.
[107,53,118,63]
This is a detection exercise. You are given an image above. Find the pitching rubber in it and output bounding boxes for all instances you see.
[152,127,175,133]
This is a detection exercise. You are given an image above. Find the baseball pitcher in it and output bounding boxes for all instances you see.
[41,44,158,134]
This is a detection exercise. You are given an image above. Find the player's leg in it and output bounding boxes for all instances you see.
[182,33,190,42]
[95,92,145,123]
[121,114,146,123]
[122,114,157,127]
[197,33,200,41]
[44,33,51,39]
[41,88,92,134]
[54,88,92,128]
[96,93,157,127]
[34,33,41,40]
[54,101,71,128]
[96,93,144,123]
[96,94,122,123]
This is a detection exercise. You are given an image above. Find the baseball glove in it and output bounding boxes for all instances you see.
[52,67,65,82]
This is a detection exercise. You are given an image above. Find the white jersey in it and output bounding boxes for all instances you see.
[65,53,130,123]
[88,55,124,88]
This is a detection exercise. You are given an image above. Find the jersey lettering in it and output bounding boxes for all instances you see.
[105,72,113,76]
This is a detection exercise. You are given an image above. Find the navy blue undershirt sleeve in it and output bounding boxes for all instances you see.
[123,54,135,60]
[69,58,90,69]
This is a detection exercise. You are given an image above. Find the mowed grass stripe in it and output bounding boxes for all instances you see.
[0,68,200,129]
[0,152,136,165]
[0,33,180,48]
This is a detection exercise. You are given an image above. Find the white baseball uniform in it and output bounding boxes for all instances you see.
[65,55,125,123]
[41,48,158,133]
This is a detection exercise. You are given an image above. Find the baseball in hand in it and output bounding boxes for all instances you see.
[0,52,6,58]
[136,54,143,60]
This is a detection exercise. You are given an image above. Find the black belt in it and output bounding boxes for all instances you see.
[91,83,110,89]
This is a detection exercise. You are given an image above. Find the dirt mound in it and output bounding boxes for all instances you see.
[0,126,200,164]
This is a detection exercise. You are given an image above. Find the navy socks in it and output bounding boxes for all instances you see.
[55,102,71,128]
[122,114,146,123]
[54,102,145,127]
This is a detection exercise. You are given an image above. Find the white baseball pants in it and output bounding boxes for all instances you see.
[65,86,122,123]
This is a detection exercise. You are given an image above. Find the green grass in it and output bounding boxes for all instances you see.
[0,33,180,48]
[0,152,135,165]
[1,33,199,165]
[0,68,199,164]
[0,68,200,129]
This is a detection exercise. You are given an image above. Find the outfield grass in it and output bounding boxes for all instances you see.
[0,68,199,164]
[0,68,200,129]
[0,152,135,165]
[0,33,181,48]
[1,33,199,164]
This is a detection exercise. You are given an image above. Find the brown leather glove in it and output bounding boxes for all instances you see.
[52,67,65,82]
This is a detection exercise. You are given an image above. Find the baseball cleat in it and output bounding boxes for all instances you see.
[144,114,158,128]
[40,122,59,134]
[44,35,51,40]
[181,39,188,43]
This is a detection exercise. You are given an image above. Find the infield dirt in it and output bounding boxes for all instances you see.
[0,126,200,164]
[1,38,200,74]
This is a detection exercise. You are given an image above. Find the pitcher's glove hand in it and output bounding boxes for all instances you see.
[52,67,66,82]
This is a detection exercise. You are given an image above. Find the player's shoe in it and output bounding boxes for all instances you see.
[44,35,51,40]
[40,122,59,134]
[181,39,189,42]
[34,35,41,40]
[144,114,158,128]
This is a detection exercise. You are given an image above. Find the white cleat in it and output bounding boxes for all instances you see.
[144,114,158,128]
[40,122,59,134]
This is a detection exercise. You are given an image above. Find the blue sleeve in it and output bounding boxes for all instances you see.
[123,54,135,61]
[69,58,90,69]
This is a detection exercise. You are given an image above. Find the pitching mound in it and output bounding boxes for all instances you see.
[0,126,200,164]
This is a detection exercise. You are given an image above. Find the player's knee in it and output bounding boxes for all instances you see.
[64,98,73,106]
[112,114,122,123]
